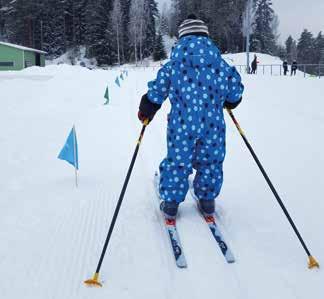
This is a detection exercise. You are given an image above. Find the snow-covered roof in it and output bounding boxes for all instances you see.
[0,42,47,54]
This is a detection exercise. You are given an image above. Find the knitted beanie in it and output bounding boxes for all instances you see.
[178,14,209,38]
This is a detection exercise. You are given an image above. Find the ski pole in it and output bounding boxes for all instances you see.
[226,108,319,269]
[84,120,149,287]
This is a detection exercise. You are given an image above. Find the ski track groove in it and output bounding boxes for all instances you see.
[23,198,70,298]
[133,76,187,299]
[69,192,102,298]
[85,181,114,285]
[134,72,246,299]
[2,67,321,298]
[132,70,291,299]
[40,203,74,298]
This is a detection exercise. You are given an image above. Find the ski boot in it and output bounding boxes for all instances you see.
[160,200,179,220]
[198,199,215,216]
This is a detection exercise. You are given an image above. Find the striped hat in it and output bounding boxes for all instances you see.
[178,14,209,39]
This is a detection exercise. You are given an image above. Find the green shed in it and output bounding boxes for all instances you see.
[0,42,47,71]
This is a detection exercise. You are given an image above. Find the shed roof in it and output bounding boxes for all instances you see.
[0,42,47,54]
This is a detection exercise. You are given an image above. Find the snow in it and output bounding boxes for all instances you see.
[223,52,283,65]
[0,41,47,54]
[47,47,97,68]
[163,34,177,55]
[0,55,323,299]
[223,52,316,77]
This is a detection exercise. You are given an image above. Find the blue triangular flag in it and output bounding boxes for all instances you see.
[58,126,79,169]
[104,86,110,105]
[115,77,120,87]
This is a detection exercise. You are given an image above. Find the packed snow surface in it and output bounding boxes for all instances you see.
[0,54,323,299]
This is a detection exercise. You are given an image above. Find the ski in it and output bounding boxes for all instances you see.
[189,185,235,263]
[154,172,187,268]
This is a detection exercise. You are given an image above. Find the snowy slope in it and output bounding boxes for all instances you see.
[223,52,283,65]
[0,57,323,299]
[223,52,313,77]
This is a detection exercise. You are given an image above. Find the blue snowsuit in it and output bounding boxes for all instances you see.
[147,35,244,203]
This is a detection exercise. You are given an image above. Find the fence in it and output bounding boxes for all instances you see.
[107,63,324,78]
[235,64,324,78]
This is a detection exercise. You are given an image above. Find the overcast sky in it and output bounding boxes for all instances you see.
[157,0,324,44]
[272,0,324,43]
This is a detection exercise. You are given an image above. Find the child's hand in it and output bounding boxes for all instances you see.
[138,111,149,124]
[138,94,161,124]
[223,97,242,110]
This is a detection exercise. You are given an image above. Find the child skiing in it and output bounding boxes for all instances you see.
[138,15,244,219]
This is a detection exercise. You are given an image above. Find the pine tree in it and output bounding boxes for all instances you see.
[153,32,167,61]
[84,0,99,49]
[143,0,158,58]
[314,32,324,64]
[168,0,181,37]
[297,29,315,64]
[168,0,249,53]
[87,0,115,66]
[275,44,286,61]
[251,0,277,54]
[0,0,9,40]
[159,3,169,36]
[129,0,158,63]
[2,0,266,65]
[3,0,30,46]
[41,0,66,57]
[285,35,294,63]
[120,0,131,62]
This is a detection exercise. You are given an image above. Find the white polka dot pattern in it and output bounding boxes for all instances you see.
[146,35,244,203]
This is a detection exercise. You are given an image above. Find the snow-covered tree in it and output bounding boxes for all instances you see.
[0,0,10,40]
[129,0,158,63]
[153,31,167,61]
[41,0,66,57]
[314,32,324,64]
[112,0,123,64]
[167,0,250,53]
[159,3,169,36]
[87,0,115,65]
[285,35,294,63]
[251,0,277,54]
[143,0,158,57]
[297,29,316,64]
[129,0,144,63]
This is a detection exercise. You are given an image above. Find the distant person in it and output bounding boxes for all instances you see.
[283,60,288,76]
[291,60,297,76]
[251,55,258,74]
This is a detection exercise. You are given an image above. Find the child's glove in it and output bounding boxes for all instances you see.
[138,111,148,123]
[138,94,161,124]
[224,97,242,110]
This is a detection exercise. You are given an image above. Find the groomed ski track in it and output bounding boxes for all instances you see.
[0,58,323,299]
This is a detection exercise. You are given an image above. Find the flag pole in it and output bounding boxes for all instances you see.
[73,125,78,188]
